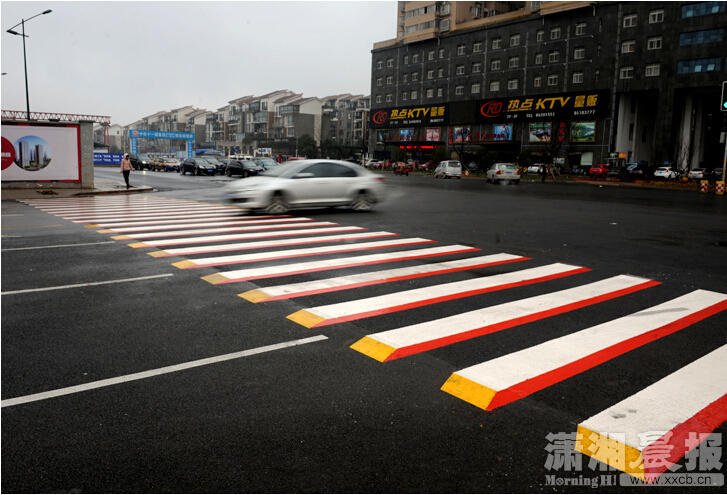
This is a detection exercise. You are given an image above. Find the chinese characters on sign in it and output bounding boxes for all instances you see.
[478,91,605,122]
[369,104,449,128]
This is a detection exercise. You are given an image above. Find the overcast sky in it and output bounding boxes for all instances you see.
[1,1,397,126]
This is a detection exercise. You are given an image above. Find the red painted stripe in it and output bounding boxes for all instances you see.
[212,247,482,284]
[384,280,661,361]
[261,257,531,301]
[180,240,437,269]
[645,393,727,483]
[154,232,399,257]
[311,267,591,327]
[486,299,727,410]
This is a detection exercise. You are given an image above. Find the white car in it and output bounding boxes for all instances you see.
[654,167,678,180]
[225,159,386,214]
[527,164,544,174]
[687,168,706,180]
[486,163,521,184]
[433,160,462,179]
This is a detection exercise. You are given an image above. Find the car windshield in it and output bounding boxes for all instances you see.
[254,158,277,168]
[260,162,300,177]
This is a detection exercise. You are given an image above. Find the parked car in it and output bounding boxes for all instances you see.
[433,160,462,179]
[127,154,143,170]
[179,158,216,176]
[198,156,225,175]
[654,166,678,180]
[253,157,279,171]
[589,164,609,177]
[225,160,264,178]
[160,157,181,172]
[606,166,622,178]
[624,162,648,179]
[687,168,706,180]
[527,164,544,174]
[224,159,386,214]
[711,168,726,181]
[138,154,154,170]
[486,163,520,184]
[394,162,413,175]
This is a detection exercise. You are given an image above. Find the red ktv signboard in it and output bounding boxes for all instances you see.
[370,104,449,128]
[477,91,606,122]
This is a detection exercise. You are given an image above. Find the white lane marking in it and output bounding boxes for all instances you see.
[291,263,587,326]
[2,241,116,252]
[157,231,397,256]
[2,273,174,295]
[2,214,24,216]
[446,290,727,409]
[135,226,365,247]
[244,253,527,300]
[66,209,237,222]
[208,245,479,282]
[119,221,330,239]
[178,237,434,269]
[104,217,305,233]
[91,215,285,228]
[1,335,329,408]
[356,275,656,359]
[41,203,211,214]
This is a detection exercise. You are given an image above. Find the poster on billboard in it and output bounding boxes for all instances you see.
[425,128,441,141]
[399,129,415,141]
[529,123,552,143]
[571,122,596,142]
[492,124,512,141]
[453,127,471,143]
[1,124,80,182]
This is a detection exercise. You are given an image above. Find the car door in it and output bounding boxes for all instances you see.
[286,162,330,205]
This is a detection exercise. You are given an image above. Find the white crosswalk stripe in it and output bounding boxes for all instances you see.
[113,220,330,240]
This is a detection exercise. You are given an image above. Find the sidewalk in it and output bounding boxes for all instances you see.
[1,178,154,200]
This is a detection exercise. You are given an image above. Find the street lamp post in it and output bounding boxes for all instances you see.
[6,9,53,121]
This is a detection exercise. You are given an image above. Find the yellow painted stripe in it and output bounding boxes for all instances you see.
[239,289,270,303]
[440,373,497,410]
[349,336,397,362]
[286,310,325,328]
[128,242,149,248]
[147,251,168,258]
[201,273,228,285]
[575,425,645,481]
[172,260,195,269]
[111,235,130,240]
[97,229,113,234]
[85,224,99,228]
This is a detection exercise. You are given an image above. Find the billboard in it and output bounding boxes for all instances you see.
[370,104,448,128]
[492,124,512,141]
[399,129,415,141]
[571,122,596,142]
[477,91,606,122]
[94,153,124,165]
[425,128,441,141]
[529,123,552,143]
[452,127,471,143]
[1,124,80,182]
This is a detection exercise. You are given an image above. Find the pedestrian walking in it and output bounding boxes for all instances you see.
[120,153,134,189]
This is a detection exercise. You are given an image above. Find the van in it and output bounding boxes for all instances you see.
[433,160,462,179]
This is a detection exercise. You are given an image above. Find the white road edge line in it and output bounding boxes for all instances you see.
[1,273,174,295]
[1,335,329,408]
[2,241,116,252]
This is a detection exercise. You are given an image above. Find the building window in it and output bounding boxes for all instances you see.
[595,68,600,81]
[437,88,443,97]
[620,66,634,79]
[412,72,419,81]
[535,53,543,65]
[402,91,408,101]
[426,88,434,98]
[649,9,664,23]
[437,67,444,78]
[547,74,558,86]
[403,55,409,65]
[536,30,544,42]
[412,54,419,63]
[491,59,501,70]
[376,78,382,87]
[681,2,726,18]
[648,37,663,50]
[386,58,394,68]
[385,94,392,102]
[472,62,482,73]
[550,27,561,39]
[439,48,446,58]
[623,14,637,28]
[507,78,518,90]
[471,83,481,94]
[440,19,450,31]
[510,34,521,46]
[492,37,502,49]
[548,51,560,63]
[473,42,482,53]
[403,74,408,83]
[573,47,585,60]
[509,57,519,69]
[457,44,466,55]
[645,64,660,77]
[428,50,435,61]
[677,57,722,73]
[440,2,450,15]
[575,22,586,35]
[386,76,393,85]
[679,29,724,46]
[375,95,382,104]
[411,90,418,100]
[621,40,636,54]
[572,71,584,84]
[455,85,464,96]
[489,80,500,91]
[376,60,383,69]
[427,70,434,79]
[534,76,542,88]
[455,65,465,75]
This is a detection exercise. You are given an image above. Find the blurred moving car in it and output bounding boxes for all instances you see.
[225,160,264,178]
[687,168,706,180]
[486,163,520,184]
[654,166,678,180]
[433,160,462,179]
[180,158,216,176]
[225,159,386,214]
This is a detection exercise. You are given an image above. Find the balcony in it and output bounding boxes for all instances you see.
[253,112,268,124]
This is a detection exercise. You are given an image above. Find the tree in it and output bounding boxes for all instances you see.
[297,134,318,158]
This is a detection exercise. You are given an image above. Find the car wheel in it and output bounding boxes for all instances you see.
[351,191,374,212]
[264,192,289,214]
[225,168,232,177]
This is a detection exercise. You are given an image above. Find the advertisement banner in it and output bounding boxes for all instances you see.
[370,104,448,128]
[570,122,596,142]
[449,127,471,144]
[529,123,552,143]
[94,153,124,165]
[477,91,606,122]
[1,124,80,181]
[425,128,441,141]
[128,129,194,140]
[399,129,414,141]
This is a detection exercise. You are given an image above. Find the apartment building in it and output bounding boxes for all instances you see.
[322,94,372,149]
[370,1,727,170]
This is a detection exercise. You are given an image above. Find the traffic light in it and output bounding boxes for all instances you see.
[722,81,727,112]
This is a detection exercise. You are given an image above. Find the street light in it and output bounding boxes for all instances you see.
[6,9,53,121]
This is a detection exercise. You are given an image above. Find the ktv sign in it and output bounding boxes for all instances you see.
[370,104,448,128]
[478,91,606,122]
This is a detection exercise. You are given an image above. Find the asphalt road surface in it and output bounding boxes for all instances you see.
[2,167,726,492]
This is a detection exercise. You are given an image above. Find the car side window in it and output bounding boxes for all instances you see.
[326,163,358,178]
[298,163,328,178]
